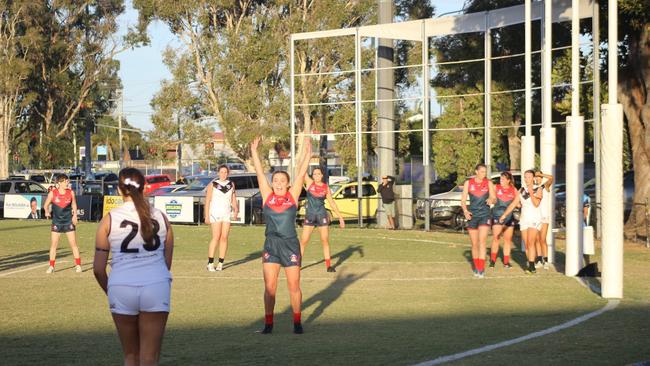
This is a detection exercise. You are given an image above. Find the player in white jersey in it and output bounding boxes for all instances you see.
[499,169,542,274]
[93,168,174,366]
[204,164,239,271]
[534,171,554,269]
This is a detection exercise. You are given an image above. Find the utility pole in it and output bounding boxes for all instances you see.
[118,89,123,168]
[84,107,93,177]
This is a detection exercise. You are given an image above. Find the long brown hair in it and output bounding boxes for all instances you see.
[118,168,154,246]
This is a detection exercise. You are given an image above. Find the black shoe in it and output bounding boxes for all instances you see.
[327,266,336,273]
[489,261,495,268]
[293,323,304,334]
[261,324,273,334]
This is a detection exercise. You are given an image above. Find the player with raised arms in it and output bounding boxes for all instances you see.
[44,174,81,273]
[251,135,311,334]
[93,168,174,365]
[300,167,345,272]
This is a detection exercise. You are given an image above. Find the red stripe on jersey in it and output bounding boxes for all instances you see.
[52,189,73,209]
[496,184,516,201]
[468,178,489,197]
[307,182,328,198]
[264,192,296,213]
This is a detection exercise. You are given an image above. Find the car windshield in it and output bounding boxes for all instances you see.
[329,185,340,194]
[185,177,213,191]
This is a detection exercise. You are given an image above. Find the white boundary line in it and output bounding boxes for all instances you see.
[170,274,557,282]
[412,300,620,366]
[335,235,471,247]
[0,261,67,277]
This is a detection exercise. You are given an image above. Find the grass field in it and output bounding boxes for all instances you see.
[0,219,649,365]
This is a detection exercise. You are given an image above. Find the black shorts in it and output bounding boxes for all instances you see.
[52,223,75,233]
[263,236,301,267]
[492,214,515,227]
[303,211,330,227]
[466,214,491,230]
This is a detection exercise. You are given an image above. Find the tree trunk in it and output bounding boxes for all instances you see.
[622,24,650,238]
[508,115,522,170]
[0,96,17,178]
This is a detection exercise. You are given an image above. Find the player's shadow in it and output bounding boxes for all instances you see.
[0,249,69,272]
[301,244,364,271]
[0,222,51,232]
[303,270,370,324]
[222,250,263,270]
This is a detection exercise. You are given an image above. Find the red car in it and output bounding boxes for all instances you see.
[144,175,172,195]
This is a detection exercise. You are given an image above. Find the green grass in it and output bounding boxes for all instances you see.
[0,220,648,365]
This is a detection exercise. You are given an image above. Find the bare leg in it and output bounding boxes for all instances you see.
[112,314,140,366]
[539,223,549,258]
[218,222,231,260]
[285,266,302,316]
[503,227,514,260]
[138,312,169,366]
[299,226,315,257]
[387,215,395,229]
[317,226,331,263]
[478,225,489,261]
[65,231,80,260]
[490,225,503,262]
[525,228,538,263]
[208,222,222,259]
[262,263,281,316]
[468,229,479,259]
[49,232,61,262]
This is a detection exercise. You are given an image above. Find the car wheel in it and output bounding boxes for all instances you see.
[451,212,465,230]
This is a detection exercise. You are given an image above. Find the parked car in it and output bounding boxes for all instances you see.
[555,171,634,227]
[296,181,380,223]
[149,184,187,196]
[91,171,119,182]
[144,174,172,195]
[0,179,49,218]
[415,171,521,229]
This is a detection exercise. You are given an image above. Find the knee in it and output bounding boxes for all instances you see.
[264,284,277,296]
[287,281,301,294]
[123,352,139,366]
[139,352,159,366]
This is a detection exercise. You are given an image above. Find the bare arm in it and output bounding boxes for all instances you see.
[44,191,53,218]
[290,137,312,202]
[71,190,78,225]
[231,185,239,220]
[530,186,542,207]
[93,215,111,294]
[251,136,273,202]
[303,171,313,187]
[326,191,345,228]
[163,214,174,270]
[204,183,212,223]
[460,181,471,219]
[500,193,521,220]
[487,181,497,205]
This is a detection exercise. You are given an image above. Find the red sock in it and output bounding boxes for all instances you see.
[75,257,81,266]
[293,312,301,325]
[265,314,273,325]
[472,258,479,270]
[325,259,331,268]
[49,260,55,267]
[504,256,510,265]
[490,252,497,262]
[478,259,485,271]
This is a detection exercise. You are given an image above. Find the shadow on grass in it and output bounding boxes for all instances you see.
[301,244,364,271]
[2,304,648,366]
[0,249,70,272]
[223,250,263,270]
[0,221,51,232]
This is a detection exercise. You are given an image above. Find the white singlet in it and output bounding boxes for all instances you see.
[519,186,542,231]
[107,201,171,287]
[209,179,234,222]
[539,186,550,224]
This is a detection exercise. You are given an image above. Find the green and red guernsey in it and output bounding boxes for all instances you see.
[51,189,73,226]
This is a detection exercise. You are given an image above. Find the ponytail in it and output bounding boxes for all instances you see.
[118,168,154,246]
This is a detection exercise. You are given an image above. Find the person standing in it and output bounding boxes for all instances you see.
[94,168,174,366]
[461,164,496,278]
[534,171,554,269]
[299,167,345,272]
[204,165,239,271]
[44,174,81,273]
[251,136,311,334]
[500,170,542,274]
[489,171,517,269]
[378,175,396,230]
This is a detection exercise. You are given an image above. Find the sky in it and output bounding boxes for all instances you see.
[115,0,468,132]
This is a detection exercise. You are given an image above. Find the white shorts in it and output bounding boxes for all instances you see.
[209,212,231,223]
[107,280,171,315]
[519,220,542,231]
[540,216,550,224]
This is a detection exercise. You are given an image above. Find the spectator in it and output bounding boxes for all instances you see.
[378,175,396,230]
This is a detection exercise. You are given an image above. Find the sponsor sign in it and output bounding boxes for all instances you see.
[76,195,93,221]
[154,196,194,223]
[96,145,107,156]
[102,195,124,217]
[4,194,43,219]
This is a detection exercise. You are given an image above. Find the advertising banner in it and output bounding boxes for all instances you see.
[76,195,93,221]
[4,194,43,219]
[154,196,194,223]
[102,195,124,217]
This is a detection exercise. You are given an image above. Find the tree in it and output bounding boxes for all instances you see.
[0,2,33,178]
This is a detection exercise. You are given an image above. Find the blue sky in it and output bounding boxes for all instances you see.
[115,0,467,131]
